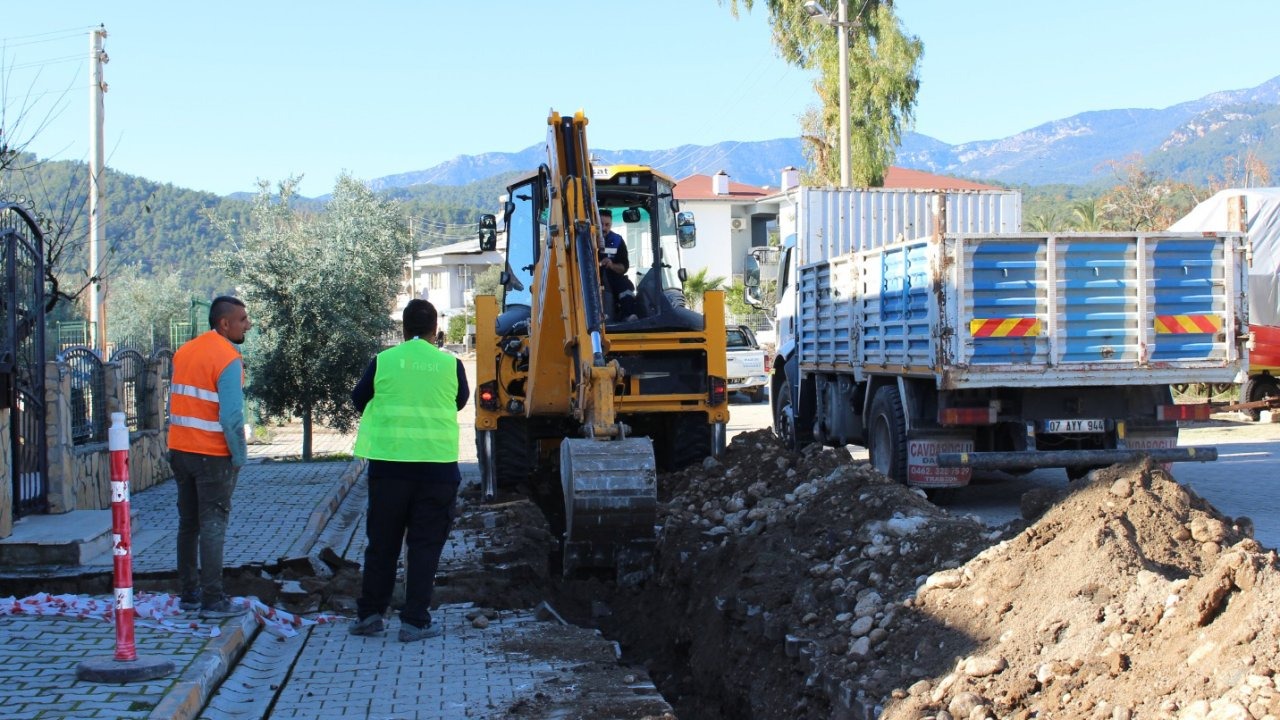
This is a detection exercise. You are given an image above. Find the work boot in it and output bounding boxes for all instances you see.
[199,596,248,619]
[398,622,443,643]
[179,591,201,613]
[348,615,386,637]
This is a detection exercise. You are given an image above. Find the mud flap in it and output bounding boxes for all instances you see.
[907,432,975,489]
[560,437,657,580]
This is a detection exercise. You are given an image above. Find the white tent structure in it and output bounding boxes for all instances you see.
[1170,188,1280,327]
[1170,188,1280,407]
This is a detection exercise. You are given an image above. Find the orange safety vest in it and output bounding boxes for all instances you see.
[168,330,242,457]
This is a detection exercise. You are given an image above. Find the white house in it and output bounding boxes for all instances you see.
[395,234,505,323]
[672,170,776,283]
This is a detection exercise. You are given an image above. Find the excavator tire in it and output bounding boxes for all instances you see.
[560,437,657,578]
[655,412,712,473]
[492,417,533,488]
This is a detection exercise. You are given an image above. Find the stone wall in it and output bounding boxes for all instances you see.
[0,355,173,537]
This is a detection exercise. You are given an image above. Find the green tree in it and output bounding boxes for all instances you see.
[1069,198,1104,231]
[106,264,190,349]
[217,174,411,460]
[721,0,922,186]
[682,267,727,311]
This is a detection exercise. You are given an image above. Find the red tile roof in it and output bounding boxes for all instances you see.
[882,166,1000,191]
[674,174,772,201]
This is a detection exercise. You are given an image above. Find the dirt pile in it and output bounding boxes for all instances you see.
[595,429,1280,720]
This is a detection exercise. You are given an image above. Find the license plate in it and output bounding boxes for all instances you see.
[1043,418,1106,433]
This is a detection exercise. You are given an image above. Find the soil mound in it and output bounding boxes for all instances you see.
[602,429,1280,719]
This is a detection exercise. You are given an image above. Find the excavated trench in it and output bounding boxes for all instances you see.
[453,428,1280,720]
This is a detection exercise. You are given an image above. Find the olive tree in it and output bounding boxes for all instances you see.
[721,0,922,186]
[217,174,412,459]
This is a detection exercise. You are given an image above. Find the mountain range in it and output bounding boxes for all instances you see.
[370,75,1280,190]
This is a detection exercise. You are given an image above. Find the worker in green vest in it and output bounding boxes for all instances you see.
[348,299,469,642]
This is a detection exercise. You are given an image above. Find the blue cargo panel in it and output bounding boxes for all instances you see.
[1060,239,1139,363]
[966,239,1047,364]
[1150,238,1225,361]
[861,242,932,367]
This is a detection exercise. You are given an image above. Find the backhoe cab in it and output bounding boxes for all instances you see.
[473,110,729,577]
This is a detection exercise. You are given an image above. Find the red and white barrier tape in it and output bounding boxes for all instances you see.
[0,592,345,639]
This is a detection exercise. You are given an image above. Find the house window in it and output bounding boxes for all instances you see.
[427,271,444,290]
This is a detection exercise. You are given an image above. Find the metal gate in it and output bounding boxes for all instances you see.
[0,203,47,517]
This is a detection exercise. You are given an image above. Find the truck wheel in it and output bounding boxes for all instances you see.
[749,387,765,404]
[868,386,908,482]
[1245,376,1280,421]
[774,358,812,451]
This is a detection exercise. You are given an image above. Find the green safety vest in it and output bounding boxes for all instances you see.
[353,339,460,462]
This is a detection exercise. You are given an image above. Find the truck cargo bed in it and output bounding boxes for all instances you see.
[798,231,1248,389]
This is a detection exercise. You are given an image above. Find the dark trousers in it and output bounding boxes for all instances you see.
[171,450,238,604]
[358,462,460,628]
[603,269,636,318]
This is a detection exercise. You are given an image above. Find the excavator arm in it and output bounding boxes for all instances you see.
[522,110,658,576]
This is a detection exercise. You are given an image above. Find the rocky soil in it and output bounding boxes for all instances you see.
[298,426,1278,719]
[565,429,1280,720]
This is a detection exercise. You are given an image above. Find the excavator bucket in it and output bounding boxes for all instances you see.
[560,437,657,579]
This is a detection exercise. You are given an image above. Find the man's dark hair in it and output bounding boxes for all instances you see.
[403,298,437,340]
[209,296,246,329]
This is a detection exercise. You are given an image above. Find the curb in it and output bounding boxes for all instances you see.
[282,458,366,560]
[148,611,259,720]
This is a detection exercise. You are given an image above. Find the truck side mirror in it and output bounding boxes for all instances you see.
[743,255,762,306]
[677,211,696,249]
[478,214,497,251]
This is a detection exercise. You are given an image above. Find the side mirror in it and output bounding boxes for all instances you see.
[677,211,696,249]
[622,206,642,224]
[502,201,516,224]
[743,255,762,306]
[744,255,761,288]
[677,267,688,282]
[478,214,497,251]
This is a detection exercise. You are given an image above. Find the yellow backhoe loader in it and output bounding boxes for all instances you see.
[473,110,729,576]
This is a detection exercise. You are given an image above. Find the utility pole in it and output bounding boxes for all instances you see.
[407,216,417,297]
[88,25,108,354]
[836,0,850,187]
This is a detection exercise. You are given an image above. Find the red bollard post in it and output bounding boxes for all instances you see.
[108,411,137,661]
[76,412,174,683]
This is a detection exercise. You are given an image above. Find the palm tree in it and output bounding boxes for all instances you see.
[682,267,727,311]
[1070,198,1103,231]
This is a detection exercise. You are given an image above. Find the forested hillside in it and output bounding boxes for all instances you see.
[0,158,516,304]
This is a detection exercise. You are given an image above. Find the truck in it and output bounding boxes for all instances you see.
[726,324,768,403]
[473,110,728,575]
[746,186,1245,486]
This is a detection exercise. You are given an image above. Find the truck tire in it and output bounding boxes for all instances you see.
[1245,375,1280,421]
[749,386,766,404]
[868,385,908,482]
[775,357,813,451]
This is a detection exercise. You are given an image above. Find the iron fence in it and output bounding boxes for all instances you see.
[110,348,147,431]
[58,346,108,444]
[151,347,173,426]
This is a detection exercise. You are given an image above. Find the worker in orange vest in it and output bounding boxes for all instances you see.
[169,296,252,619]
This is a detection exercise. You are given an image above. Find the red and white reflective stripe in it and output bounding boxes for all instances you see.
[108,412,137,662]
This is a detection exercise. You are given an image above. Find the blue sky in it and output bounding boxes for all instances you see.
[3,1,1279,197]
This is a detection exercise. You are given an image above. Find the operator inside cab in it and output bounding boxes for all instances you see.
[598,208,637,321]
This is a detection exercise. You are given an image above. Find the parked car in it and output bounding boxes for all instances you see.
[726,324,768,403]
